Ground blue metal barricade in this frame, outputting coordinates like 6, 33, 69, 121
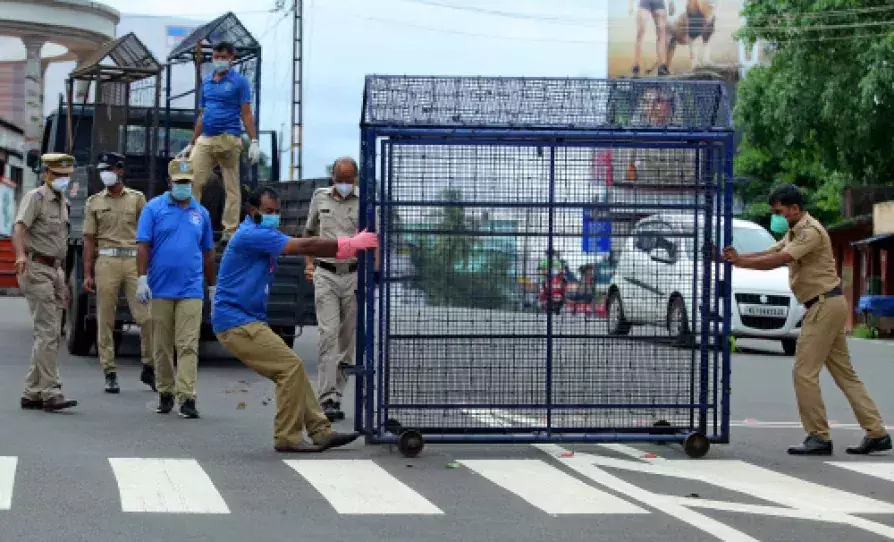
354, 76, 735, 458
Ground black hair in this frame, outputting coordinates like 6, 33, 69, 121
248, 186, 279, 208
212, 41, 236, 56
767, 183, 804, 209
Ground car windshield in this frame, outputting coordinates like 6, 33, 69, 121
732, 225, 776, 253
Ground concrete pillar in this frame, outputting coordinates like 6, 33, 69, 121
22, 36, 45, 191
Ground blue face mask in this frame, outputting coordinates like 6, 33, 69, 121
212, 60, 230, 73
171, 183, 192, 201
258, 213, 280, 229
770, 214, 789, 234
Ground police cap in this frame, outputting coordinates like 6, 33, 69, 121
168, 157, 194, 181
97, 152, 125, 170
41, 153, 75, 175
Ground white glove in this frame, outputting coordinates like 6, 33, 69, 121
248, 139, 260, 165
136, 275, 152, 304
177, 144, 194, 158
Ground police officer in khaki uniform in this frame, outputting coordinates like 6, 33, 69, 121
304, 157, 363, 421
83, 152, 155, 394
724, 184, 891, 456
11, 153, 78, 411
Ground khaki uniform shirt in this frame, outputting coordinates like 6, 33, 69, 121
83, 187, 146, 249
304, 187, 359, 264
768, 212, 840, 304
15, 184, 69, 260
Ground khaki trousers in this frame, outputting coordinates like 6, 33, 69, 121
151, 298, 202, 403
314, 268, 357, 403
95, 255, 152, 372
217, 322, 332, 448
189, 133, 242, 236
18, 262, 63, 401
794, 295, 887, 440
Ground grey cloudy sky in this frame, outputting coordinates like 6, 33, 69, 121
98, 0, 609, 177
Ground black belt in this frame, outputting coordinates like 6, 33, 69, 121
804, 286, 842, 309
29, 253, 61, 268
316, 261, 357, 274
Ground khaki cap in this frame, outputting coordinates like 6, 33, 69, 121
42, 153, 75, 174
168, 158, 194, 180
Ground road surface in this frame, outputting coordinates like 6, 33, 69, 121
0, 296, 892, 542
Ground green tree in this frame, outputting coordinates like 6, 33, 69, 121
410, 188, 514, 309
734, 0, 894, 225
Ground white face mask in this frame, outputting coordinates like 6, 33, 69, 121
335, 183, 354, 197
100, 171, 118, 187
51, 177, 70, 193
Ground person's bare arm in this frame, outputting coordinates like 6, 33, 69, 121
240, 103, 257, 141
83, 234, 96, 292
190, 110, 204, 145
137, 242, 150, 276
726, 250, 793, 271
283, 237, 339, 258
202, 249, 216, 286
12, 222, 27, 274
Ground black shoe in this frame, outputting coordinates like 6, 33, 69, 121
316, 431, 360, 451
332, 402, 345, 421
179, 399, 200, 419
657, 64, 670, 76
42, 395, 78, 412
104, 372, 120, 394
632, 65, 640, 76
322, 400, 342, 422
156, 393, 174, 414
140, 365, 156, 391
788, 435, 833, 456
846, 434, 893, 455
20, 397, 43, 410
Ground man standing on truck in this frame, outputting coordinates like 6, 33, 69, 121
180, 41, 260, 243
12, 153, 78, 412
83, 152, 155, 394
136, 158, 216, 419
304, 157, 363, 422
214, 186, 377, 452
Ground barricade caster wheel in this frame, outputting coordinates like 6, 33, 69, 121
398, 430, 425, 458
684, 432, 710, 458
385, 418, 403, 435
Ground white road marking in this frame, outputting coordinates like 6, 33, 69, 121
597, 443, 668, 461
534, 444, 759, 542
459, 459, 648, 515
285, 459, 443, 515
828, 462, 894, 483
108, 458, 230, 514
0, 457, 16, 510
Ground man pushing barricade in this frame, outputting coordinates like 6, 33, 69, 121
83, 152, 155, 394
212, 186, 377, 452
724, 184, 891, 456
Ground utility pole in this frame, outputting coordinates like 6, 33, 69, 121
290, 0, 303, 181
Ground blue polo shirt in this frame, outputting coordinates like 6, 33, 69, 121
212, 217, 290, 334
199, 69, 252, 137
136, 193, 214, 300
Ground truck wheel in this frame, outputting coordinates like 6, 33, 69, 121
66, 267, 96, 356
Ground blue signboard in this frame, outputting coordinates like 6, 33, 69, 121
582, 210, 611, 254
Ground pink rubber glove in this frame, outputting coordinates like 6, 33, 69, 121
336, 229, 379, 260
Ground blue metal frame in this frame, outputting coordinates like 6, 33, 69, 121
356, 75, 735, 450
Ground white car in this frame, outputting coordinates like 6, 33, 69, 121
606, 214, 804, 354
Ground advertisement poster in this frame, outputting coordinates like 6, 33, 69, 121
607, 0, 765, 82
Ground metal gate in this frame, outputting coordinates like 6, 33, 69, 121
355, 76, 735, 458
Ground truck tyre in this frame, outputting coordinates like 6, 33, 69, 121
66, 260, 96, 356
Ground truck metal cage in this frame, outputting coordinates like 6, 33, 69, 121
356, 75, 735, 458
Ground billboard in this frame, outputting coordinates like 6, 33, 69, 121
607, 0, 766, 82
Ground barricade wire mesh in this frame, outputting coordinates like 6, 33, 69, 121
361, 76, 734, 443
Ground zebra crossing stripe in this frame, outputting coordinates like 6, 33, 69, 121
458, 459, 648, 515
827, 462, 894, 483
108, 458, 230, 514
284, 459, 443, 515
0, 457, 16, 510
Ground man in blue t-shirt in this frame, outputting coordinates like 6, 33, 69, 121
136, 158, 216, 420
181, 41, 260, 242
213, 186, 378, 453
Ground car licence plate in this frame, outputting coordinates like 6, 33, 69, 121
740, 304, 788, 318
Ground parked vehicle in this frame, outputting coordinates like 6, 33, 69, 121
606, 213, 804, 354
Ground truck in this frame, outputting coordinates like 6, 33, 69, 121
30, 30, 320, 358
